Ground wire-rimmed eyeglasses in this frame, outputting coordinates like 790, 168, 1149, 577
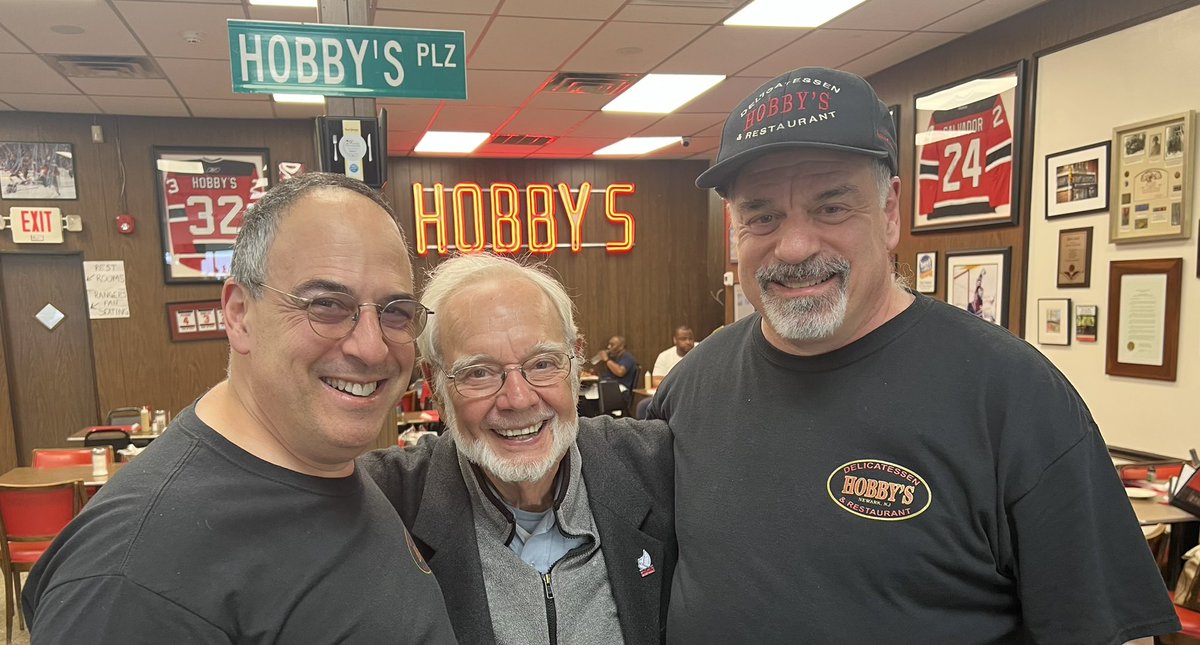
445, 351, 574, 398
254, 282, 432, 344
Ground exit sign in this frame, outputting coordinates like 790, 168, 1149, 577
9, 207, 63, 243
227, 20, 466, 100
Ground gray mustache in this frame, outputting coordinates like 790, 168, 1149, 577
757, 257, 850, 287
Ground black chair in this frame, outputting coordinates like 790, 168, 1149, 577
105, 407, 141, 426
83, 427, 132, 460
596, 381, 625, 417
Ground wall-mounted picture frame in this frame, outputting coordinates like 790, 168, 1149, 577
915, 251, 937, 293
154, 146, 270, 283
1037, 298, 1071, 346
0, 142, 77, 200
945, 248, 1011, 326
167, 300, 227, 342
1105, 258, 1181, 381
912, 61, 1025, 232
888, 104, 901, 141
1075, 304, 1098, 342
1056, 226, 1092, 288
1045, 141, 1109, 218
1109, 111, 1193, 244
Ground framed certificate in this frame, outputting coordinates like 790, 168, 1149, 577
1056, 227, 1092, 288
1105, 258, 1182, 381
1109, 112, 1193, 244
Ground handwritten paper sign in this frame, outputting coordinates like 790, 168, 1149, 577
83, 261, 130, 319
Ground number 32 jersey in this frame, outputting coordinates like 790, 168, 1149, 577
917, 95, 1012, 222
162, 159, 266, 279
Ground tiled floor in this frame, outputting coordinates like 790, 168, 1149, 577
2, 570, 33, 645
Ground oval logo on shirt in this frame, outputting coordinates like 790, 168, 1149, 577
826, 459, 932, 521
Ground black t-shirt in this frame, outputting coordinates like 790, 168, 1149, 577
650, 294, 1179, 644
23, 404, 456, 644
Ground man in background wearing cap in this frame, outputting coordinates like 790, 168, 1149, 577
648, 67, 1177, 643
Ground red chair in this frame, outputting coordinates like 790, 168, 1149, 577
31, 447, 114, 502
1161, 594, 1200, 644
0, 480, 84, 644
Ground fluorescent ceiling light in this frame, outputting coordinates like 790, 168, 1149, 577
594, 137, 682, 156
272, 93, 325, 104
915, 76, 1019, 111
725, 0, 866, 27
249, 0, 317, 7
414, 131, 491, 154
602, 74, 724, 114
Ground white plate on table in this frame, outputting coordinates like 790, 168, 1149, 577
1124, 487, 1158, 499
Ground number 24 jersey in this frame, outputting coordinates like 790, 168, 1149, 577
917, 95, 1012, 221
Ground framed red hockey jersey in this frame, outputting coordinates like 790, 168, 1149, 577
153, 147, 270, 283
912, 62, 1025, 232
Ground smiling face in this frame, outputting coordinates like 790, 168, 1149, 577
730, 148, 903, 355
438, 277, 578, 486
230, 188, 416, 470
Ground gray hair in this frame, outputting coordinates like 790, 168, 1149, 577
229, 172, 399, 298
417, 254, 578, 370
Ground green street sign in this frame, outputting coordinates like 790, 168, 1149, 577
227, 20, 466, 100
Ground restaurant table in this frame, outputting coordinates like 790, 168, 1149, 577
1128, 491, 1199, 587
66, 427, 161, 444
632, 387, 656, 412
0, 462, 126, 487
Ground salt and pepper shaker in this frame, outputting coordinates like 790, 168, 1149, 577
152, 409, 167, 433
91, 447, 108, 477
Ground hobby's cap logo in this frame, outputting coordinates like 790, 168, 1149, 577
827, 459, 932, 522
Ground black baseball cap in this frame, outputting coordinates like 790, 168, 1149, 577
696, 67, 898, 193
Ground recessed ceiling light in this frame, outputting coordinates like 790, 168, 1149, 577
272, 93, 325, 104
594, 137, 682, 156
601, 74, 724, 114
248, 0, 318, 7
725, 0, 867, 27
414, 131, 491, 154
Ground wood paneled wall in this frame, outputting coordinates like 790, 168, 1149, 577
388, 157, 725, 373
867, 0, 1199, 336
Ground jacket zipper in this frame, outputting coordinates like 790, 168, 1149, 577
542, 572, 558, 645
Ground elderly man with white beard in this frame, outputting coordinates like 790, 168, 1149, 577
359, 253, 675, 645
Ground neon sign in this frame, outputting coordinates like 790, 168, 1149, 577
411, 181, 636, 255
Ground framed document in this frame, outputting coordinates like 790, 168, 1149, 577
1036, 298, 1070, 346
912, 61, 1025, 232
1105, 258, 1182, 381
1045, 141, 1109, 218
945, 248, 1011, 326
1074, 304, 1098, 343
1109, 112, 1193, 244
1056, 227, 1092, 288
154, 147, 270, 283
915, 251, 937, 294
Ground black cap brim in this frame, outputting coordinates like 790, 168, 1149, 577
696, 141, 891, 191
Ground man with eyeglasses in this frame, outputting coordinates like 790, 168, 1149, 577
360, 253, 675, 644
24, 173, 457, 643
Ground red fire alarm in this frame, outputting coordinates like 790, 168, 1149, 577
115, 214, 135, 234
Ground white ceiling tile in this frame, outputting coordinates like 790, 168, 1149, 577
371, 10, 489, 44
375, 0, 500, 12
427, 104, 515, 132
247, 6, 318, 22
0, 101, 13, 111
91, 95, 189, 117
113, 2, 244, 60
0, 0, 145, 55
157, 57, 250, 99
826, 0, 979, 31
635, 112, 726, 137
676, 75, 768, 113
0, 93, 98, 113
655, 25, 803, 75
385, 130, 424, 153
925, 0, 1043, 33
567, 112, 660, 138
0, 53, 78, 93
841, 31, 961, 77
564, 22, 707, 73
500, 0, 625, 20
739, 29, 906, 77
681, 135, 721, 155
0, 26, 29, 54
501, 108, 590, 135
470, 17, 602, 71
532, 136, 615, 156
613, 5, 736, 24
271, 102, 326, 119
140, 0, 238, 3
464, 69, 552, 106
71, 77, 178, 98
186, 98, 275, 118
525, 88, 615, 111
696, 119, 726, 137
377, 102, 440, 131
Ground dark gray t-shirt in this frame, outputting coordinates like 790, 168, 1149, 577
650, 294, 1178, 644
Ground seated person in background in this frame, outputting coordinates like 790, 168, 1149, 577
360, 253, 675, 644
598, 335, 638, 408
651, 326, 695, 388
23, 173, 455, 642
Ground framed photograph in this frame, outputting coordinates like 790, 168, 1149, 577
154, 147, 270, 283
945, 248, 1011, 326
1045, 141, 1109, 218
912, 61, 1025, 232
1075, 304, 1098, 342
0, 142, 77, 199
167, 300, 227, 342
1037, 298, 1071, 346
915, 251, 937, 293
1056, 226, 1092, 288
1109, 111, 1193, 244
1105, 258, 1182, 381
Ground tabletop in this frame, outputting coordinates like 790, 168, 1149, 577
67, 427, 161, 443
0, 463, 126, 487
1129, 495, 1198, 525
